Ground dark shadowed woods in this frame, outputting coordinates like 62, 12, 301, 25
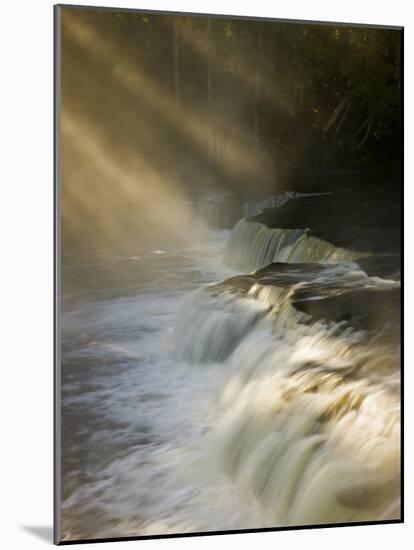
60, 9, 401, 250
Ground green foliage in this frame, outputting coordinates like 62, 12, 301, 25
274, 24, 401, 169
63, 8, 401, 193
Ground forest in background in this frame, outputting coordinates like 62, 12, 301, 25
60, 8, 402, 248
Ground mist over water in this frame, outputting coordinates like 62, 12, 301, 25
58, 7, 401, 542
61, 231, 258, 539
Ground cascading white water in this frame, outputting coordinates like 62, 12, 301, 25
61, 222, 400, 539
224, 218, 365, 271
172, 266, 400, 526
214, 324, 400, 526
173, 289, 270, 363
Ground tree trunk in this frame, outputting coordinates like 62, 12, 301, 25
173, 18, 181, 107
324, 96, 351, 135
254, 23, 264, 150
356, 114, 373, 150
207, 18, 216, 181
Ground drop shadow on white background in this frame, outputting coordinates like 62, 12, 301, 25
21, 526, 53, 544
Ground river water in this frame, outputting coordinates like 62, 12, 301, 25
61, 231, 266, 539
60, 226, 400, 541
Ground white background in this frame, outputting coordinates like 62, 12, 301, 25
0, 0, 411, 548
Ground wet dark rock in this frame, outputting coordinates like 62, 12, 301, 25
353, 254, 400, 281
249, 187, 401, 255
209, 260, 400, 339
294, 286, 400, 337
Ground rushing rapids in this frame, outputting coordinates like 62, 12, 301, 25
173, 257, 401, 526
61, 203, 400, 539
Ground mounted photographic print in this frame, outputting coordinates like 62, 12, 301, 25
54, 4, 403, 544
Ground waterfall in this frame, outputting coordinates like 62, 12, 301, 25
213, 320, 400, 526
173, 288, 270, 363
172, 257, 400, 527
224, 218, 365, 271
